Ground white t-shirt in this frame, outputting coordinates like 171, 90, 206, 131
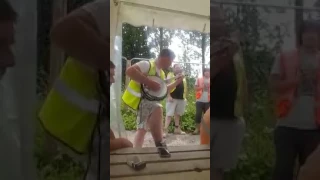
195, 77, 210, 103
135, 61, 161, 76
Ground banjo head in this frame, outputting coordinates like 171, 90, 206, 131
142, 76, 167, 101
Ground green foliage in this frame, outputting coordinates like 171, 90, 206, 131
221, 2, 284, 179
226, 93, 275, 180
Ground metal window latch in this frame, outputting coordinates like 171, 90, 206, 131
127, 156, 146, 171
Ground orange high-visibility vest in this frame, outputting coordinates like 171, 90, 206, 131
274, 49, 320, 127
195, 77, 210, 101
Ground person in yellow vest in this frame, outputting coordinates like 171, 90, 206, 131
122, 49, 184, 152
193, 68, 210, 134
210, 6, 248, 180
38, 1, 110, 180
163, 64, 188, 137
270, 20, 320, 180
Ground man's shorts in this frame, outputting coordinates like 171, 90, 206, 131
166, 99, 186, 116
211, 117, 246, 170
136, 99, 162, 130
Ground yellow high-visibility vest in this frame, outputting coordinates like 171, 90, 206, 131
122, 60, 165, 110
39, 57, 100, 154
166, 71, 187, 99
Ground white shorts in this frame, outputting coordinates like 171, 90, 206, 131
166, 99, 186, 116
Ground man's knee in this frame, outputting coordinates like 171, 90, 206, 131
153, 106, 163, 115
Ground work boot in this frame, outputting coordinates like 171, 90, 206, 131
155, 140, 171, 158
174, 126, 186, 135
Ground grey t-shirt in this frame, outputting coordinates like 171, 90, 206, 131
271, 50, 319, 129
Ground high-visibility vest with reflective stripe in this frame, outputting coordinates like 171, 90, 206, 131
167, 72, 187, 99
39, 57, 99, 154
274, 49, 320, 127
195, 77, 210, 101
122, 60, 165, 110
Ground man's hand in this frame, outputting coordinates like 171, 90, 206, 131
145, 78, 161, 91
120, 138, 133, 148
110, 138, 133, 152
176, 74, 184, 84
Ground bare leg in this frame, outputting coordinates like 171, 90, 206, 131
212, 168, 224, 180
133, 129, 147, 147
164, 116, 172, 129
174, 115, 185, 134
163, 116, 171, 137
148, 107, 164, 144
174, 114, 180, 126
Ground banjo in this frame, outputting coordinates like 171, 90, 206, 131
141, 74, 184, 101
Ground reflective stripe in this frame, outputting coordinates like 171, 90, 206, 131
201, 118, 210, 136
53, 78, 99, 114
126, 86, 141, 97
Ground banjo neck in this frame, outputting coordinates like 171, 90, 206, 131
165, 73, 185, 83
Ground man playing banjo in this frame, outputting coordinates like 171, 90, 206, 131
122, 49, 184, 156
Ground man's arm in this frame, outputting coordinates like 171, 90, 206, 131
126, 62, 150, 84
110, 139, 124, 152
167, 78, 183, 93
50, 7, 109, 70
110, 138, 133, 152
298, 145, 320, 180
195, 79, 202, 91
110, 129, 115, 139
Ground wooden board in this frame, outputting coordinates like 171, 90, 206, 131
110, 145, 210, 155
111, 170, 210, 180
110, 145, 210, 180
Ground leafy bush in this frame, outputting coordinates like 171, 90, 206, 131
226, 92, 275, 180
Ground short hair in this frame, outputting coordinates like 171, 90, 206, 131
159, 48, 176, 60
110, 61, 115, 68
173, 64, 180, 68
0, 0, 17, 22
203, 68, 210, 74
